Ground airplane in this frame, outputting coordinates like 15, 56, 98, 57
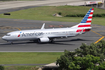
2, 8, 94, 44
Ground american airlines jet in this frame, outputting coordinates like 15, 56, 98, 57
2, 8, 94, 43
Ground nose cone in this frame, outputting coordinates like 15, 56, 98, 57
2, 36, 7, 41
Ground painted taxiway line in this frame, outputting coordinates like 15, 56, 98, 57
91, 30, 103, 37
91, 30, 105, 44
93, 30, 105, 32
3, 31, 12, 33
94, 36, 105, 44
16, 27, 21, 31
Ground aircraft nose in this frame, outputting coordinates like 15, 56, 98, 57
2, 36, 6, 40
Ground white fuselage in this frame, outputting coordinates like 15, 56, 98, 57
2, 27, 80, 42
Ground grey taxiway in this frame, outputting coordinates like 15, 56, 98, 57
0, 0, 105, 52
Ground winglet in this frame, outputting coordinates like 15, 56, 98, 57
41, 23, 45, 29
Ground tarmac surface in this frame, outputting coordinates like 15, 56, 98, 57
0, 18, 105, 52
0, 0, 104, 52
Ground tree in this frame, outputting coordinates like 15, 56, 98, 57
75, 40, 105, 62
75, 43, 100, 56
56, 50, 79, 70
56, 50, 100, 70
0, 65, 4, 70
99, 62, 105, 70
56, 40, 105, 70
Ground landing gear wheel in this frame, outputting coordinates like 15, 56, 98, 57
50, 39, 55, 43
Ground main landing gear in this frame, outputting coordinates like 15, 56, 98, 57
7, 41, 13, 45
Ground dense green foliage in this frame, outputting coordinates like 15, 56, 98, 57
56, 40, 105, 70
65, 14, 105, 17
0, 65, 4, 70
75, 40, 105, 62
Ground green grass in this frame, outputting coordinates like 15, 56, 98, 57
0, 52, 63, 64
0, 52, 63, 70
0, 6, 105, 25
92, 17, 105, 26
4, 66, 37, 70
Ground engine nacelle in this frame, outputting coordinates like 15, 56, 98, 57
38, 38, 50, 43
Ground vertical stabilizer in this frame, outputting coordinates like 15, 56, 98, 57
71, 8, 94, 28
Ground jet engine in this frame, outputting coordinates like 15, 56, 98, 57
38, 37, 50, 43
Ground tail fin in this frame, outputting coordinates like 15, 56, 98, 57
71, 8, 94, 28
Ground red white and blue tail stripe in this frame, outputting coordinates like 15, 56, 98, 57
78, 8, 94, 27
71, 8, 94, 29
71, 8, 94, 33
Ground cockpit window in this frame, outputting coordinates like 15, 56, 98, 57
6, 34, 11, 36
